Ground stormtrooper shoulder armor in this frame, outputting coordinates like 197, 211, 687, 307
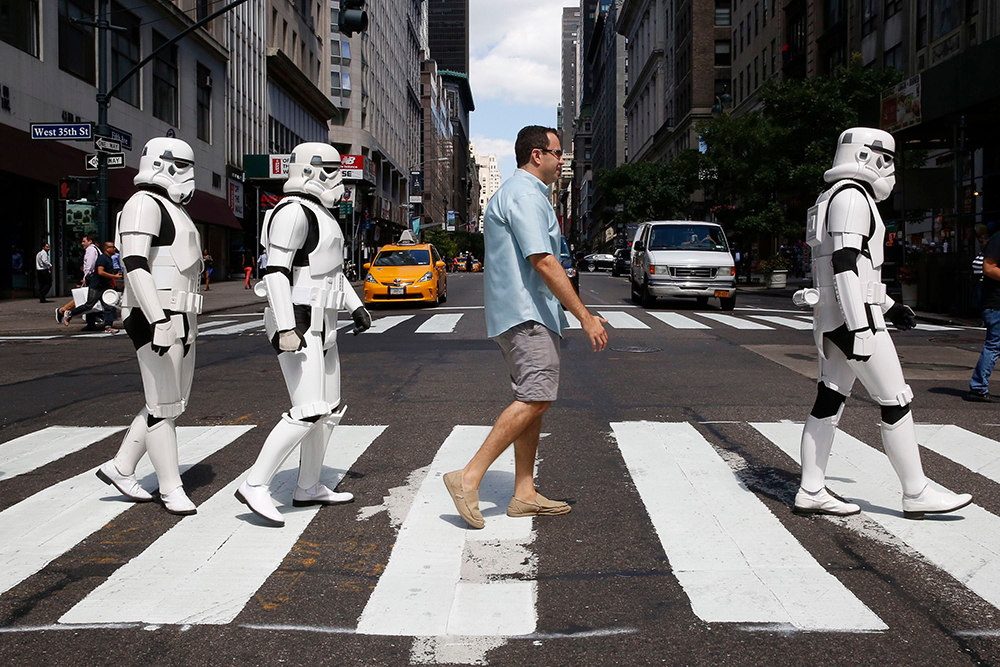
119, 192, 168, 237
266, 200, 312, 253
826, 185, 873, 239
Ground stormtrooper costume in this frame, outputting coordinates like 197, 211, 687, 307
794, 127, 972, 519
235, 143, 372, 526
95, 138, 203, 515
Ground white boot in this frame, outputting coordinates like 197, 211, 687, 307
794, 487, 860, 516
96, 460, 153, 502
235, 480, 285, 525
799, 412, 841, 495
144, 418, 184, 498
246, 413, 313, 487
902, 485, 973, 519
160, 486, 197, 515
292, 482, 354, 507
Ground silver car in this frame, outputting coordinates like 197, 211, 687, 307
630, 221, 737, 310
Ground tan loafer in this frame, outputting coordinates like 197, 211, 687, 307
443, 470, 485, 529
507, 492, 571, 517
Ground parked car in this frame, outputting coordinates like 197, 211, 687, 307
612, 248, 630, 277
560, 236, 579, 294
581, 253, 615, 272
629, 221, 736, 310
364, 232, 448, 306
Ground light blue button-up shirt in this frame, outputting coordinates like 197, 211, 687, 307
484, 168, 569, 338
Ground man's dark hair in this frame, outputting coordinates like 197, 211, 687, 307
83, 234, 97, 243
515, 125, 560, 167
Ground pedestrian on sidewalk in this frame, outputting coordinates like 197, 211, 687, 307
243, 251, 254, 289
202, 248, 213, 291
443, 125, 609, 530
257, 250, 267, 274
93, 241, 122, 332
35, 242, 52, 303
968, 223, 1000, 402
59, 235, 100, 326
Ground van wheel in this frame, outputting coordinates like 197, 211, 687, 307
720, 296, 737, 311
696, 296, 709, 308
641, 281, 656, 308
630, 279, 642, 304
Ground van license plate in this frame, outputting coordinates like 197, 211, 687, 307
714, 290, 730, 297
389, 287, 405, 296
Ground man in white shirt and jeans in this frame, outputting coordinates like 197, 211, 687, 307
35, 242, 52, 303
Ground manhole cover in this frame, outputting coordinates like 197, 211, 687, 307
611, 345, 662, 353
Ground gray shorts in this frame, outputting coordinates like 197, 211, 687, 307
493, 321, 560, 402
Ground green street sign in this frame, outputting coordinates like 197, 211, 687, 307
340, 202, 354, 216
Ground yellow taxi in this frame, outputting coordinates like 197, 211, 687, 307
363, 233, 448, 305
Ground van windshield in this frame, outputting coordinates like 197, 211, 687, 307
374, 249, 431, 266
648, 225, 729, 252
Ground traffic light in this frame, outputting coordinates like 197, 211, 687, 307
338, 0, 368, 37
58, 176, 98, 201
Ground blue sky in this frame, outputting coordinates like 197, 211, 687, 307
468, 0, 578, 181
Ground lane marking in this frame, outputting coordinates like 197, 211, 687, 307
0, 426, 253, 598
0, 336, 61, 341
752, 422, 1000, 614
597, 311, 650, 330
748, 315, 813, 330
416, 313, 464, 334
647, 312, 711, 329
0, 426, 125, 482
611, 421, 885, 631
197, 320, 238, 331
199, 320, 264, 336
358, 426, 536, 638
698, 313, 774, 330
564, 312, 582, 329
363, 315, 415, 334
914, 425, 1000, 487
59, 425, 385, 625
914, 323, 960, 331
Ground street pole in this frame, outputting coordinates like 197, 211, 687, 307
255, 184, 261, 280
95, 0, 110, 243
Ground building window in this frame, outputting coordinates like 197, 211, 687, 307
732, 28, 738, 54
883, 44, 902, 69
861, 0, 877, 36
111, 3, 140, 107
917, 0, 928, 48
715, 40, 731, 66
1, 0, 40, 57
152, 30, 178, 126
763, 0, 768, 26
824, 0, 844, 29
967, 0, 978, 16
330, 38, 340, 62
754, 56, 759, 88
738, 71, 743, 101
754, 2, 759, 36
342, 71, 351, 97
59, 0, 96, 83
715, 0, 731, 26
341, 39, 351, 61
196, 63, 211, 142
884, 0, 901, 18
330, 70, 341, 94
739, 20, 744, 50
196, 0, 207, 21
762, 46, 768, 77
330, 7, 338, 28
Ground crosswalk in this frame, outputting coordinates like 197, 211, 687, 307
6, 419, 1000, 660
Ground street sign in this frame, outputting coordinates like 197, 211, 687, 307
94, 136, 122, 153
108, 125, 132, 151
340, 202, 354, 217
85, 153, 125, 170
31, 122, 92, 141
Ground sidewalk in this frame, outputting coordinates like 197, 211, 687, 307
738, 277, 982, 329
0, 279, 262, 336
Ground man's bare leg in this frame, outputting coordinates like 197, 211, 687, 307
461, 400, 550, 491
512, 412, 542, 501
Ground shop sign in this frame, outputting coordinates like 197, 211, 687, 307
380, 198, 391, 220
269, 154, 290, 178
446, 210, 456, 232
260, 191, 284, 209
880, 75, 921, 133
228, 178, 244, 218
342, 155, 365, 181
342, 184, 356, 205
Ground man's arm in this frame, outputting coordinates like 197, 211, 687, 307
97, 263, 121, 279
984, 256, 1000, 281
529, 253, 608, 351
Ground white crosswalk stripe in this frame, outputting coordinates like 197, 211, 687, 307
415, 313, 464, 334
0, 426, 253, 598
748, 315, 814, 330
60, 425, 385, 626
564, 311, 582, 329
597, 311, 650, 329
363, 315, 414, 334
647, 312, 711, 329
197, 319, 238, 331
914, 424, 1000, 486
0, 426, 124, 481
752, 421, 1000, 615
611, 421, 885, 631
698, 313, 774, 330
199, 320, 264, 336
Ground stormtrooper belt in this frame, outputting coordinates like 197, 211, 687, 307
156, 289, 203, 314
290, 284, 345, 311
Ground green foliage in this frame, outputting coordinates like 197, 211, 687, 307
595, 154, 698, 226
423, 228, 458, 260
693, 54, 902, 238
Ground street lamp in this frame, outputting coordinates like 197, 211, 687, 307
711, 85, 733, 114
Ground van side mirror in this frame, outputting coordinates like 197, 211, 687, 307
633, 240, 645, 252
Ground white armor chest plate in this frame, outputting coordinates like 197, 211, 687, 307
141, 191, 202, 285
294, 198, 344, 279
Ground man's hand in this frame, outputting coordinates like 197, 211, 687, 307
151, 320, 180, 356
581, 313, 609, 351
886, 302, 917, 331
351, 306, 372, 335
278, 329, 305, 352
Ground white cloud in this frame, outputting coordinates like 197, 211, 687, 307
471, 136, 515, 160
469, 0, 571, 107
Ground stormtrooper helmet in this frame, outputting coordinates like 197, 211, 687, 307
824, 127, 896, 202
134, 137, 196, 205
284, 142, 344, 208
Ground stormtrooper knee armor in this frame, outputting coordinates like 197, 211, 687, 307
95, 138, 202, 516
795, 127, 972, 519
236, 142, 372, 526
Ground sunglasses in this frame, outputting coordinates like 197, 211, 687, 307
538, 148, 563, 158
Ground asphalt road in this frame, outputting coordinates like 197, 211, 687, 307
1, 272, 999, 666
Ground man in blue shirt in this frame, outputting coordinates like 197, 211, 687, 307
443, 125, 608, 529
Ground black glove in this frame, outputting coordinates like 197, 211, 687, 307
886, 302, 916, 331
351, 306, 372, 335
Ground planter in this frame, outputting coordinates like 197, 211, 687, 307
766, 270, 788, 289
901, 283, 918, 307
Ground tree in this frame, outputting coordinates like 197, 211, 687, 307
423, 228, 458, 260
695, 54, 902, 238
595, 155, 698, 226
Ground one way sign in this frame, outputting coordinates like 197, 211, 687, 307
94, 136, 122, 152
85, 153, 125, 170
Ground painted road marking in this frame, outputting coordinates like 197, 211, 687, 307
752, 421, 1000, 614
0, 426, 124, 482
698, 313, 774, 330
597, 311, 650, 329
59, 425, 385, 625
199, 320, 264, 336
197, 320, 238, 330
363, 315, 415, 334
0, 426, 253, 598
915, 425, 1000, 486
611, 421, 885, 631
647, 312, 711, 329
748, 315, 814, 330
416, 313, 464, 334
357, 426, 536, 638
564, 312, 582, 329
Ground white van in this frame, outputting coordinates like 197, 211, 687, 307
630, 220, 737, 310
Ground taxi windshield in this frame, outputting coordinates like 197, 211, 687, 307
648, 225, 728, 252
374, 249, 431, 266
